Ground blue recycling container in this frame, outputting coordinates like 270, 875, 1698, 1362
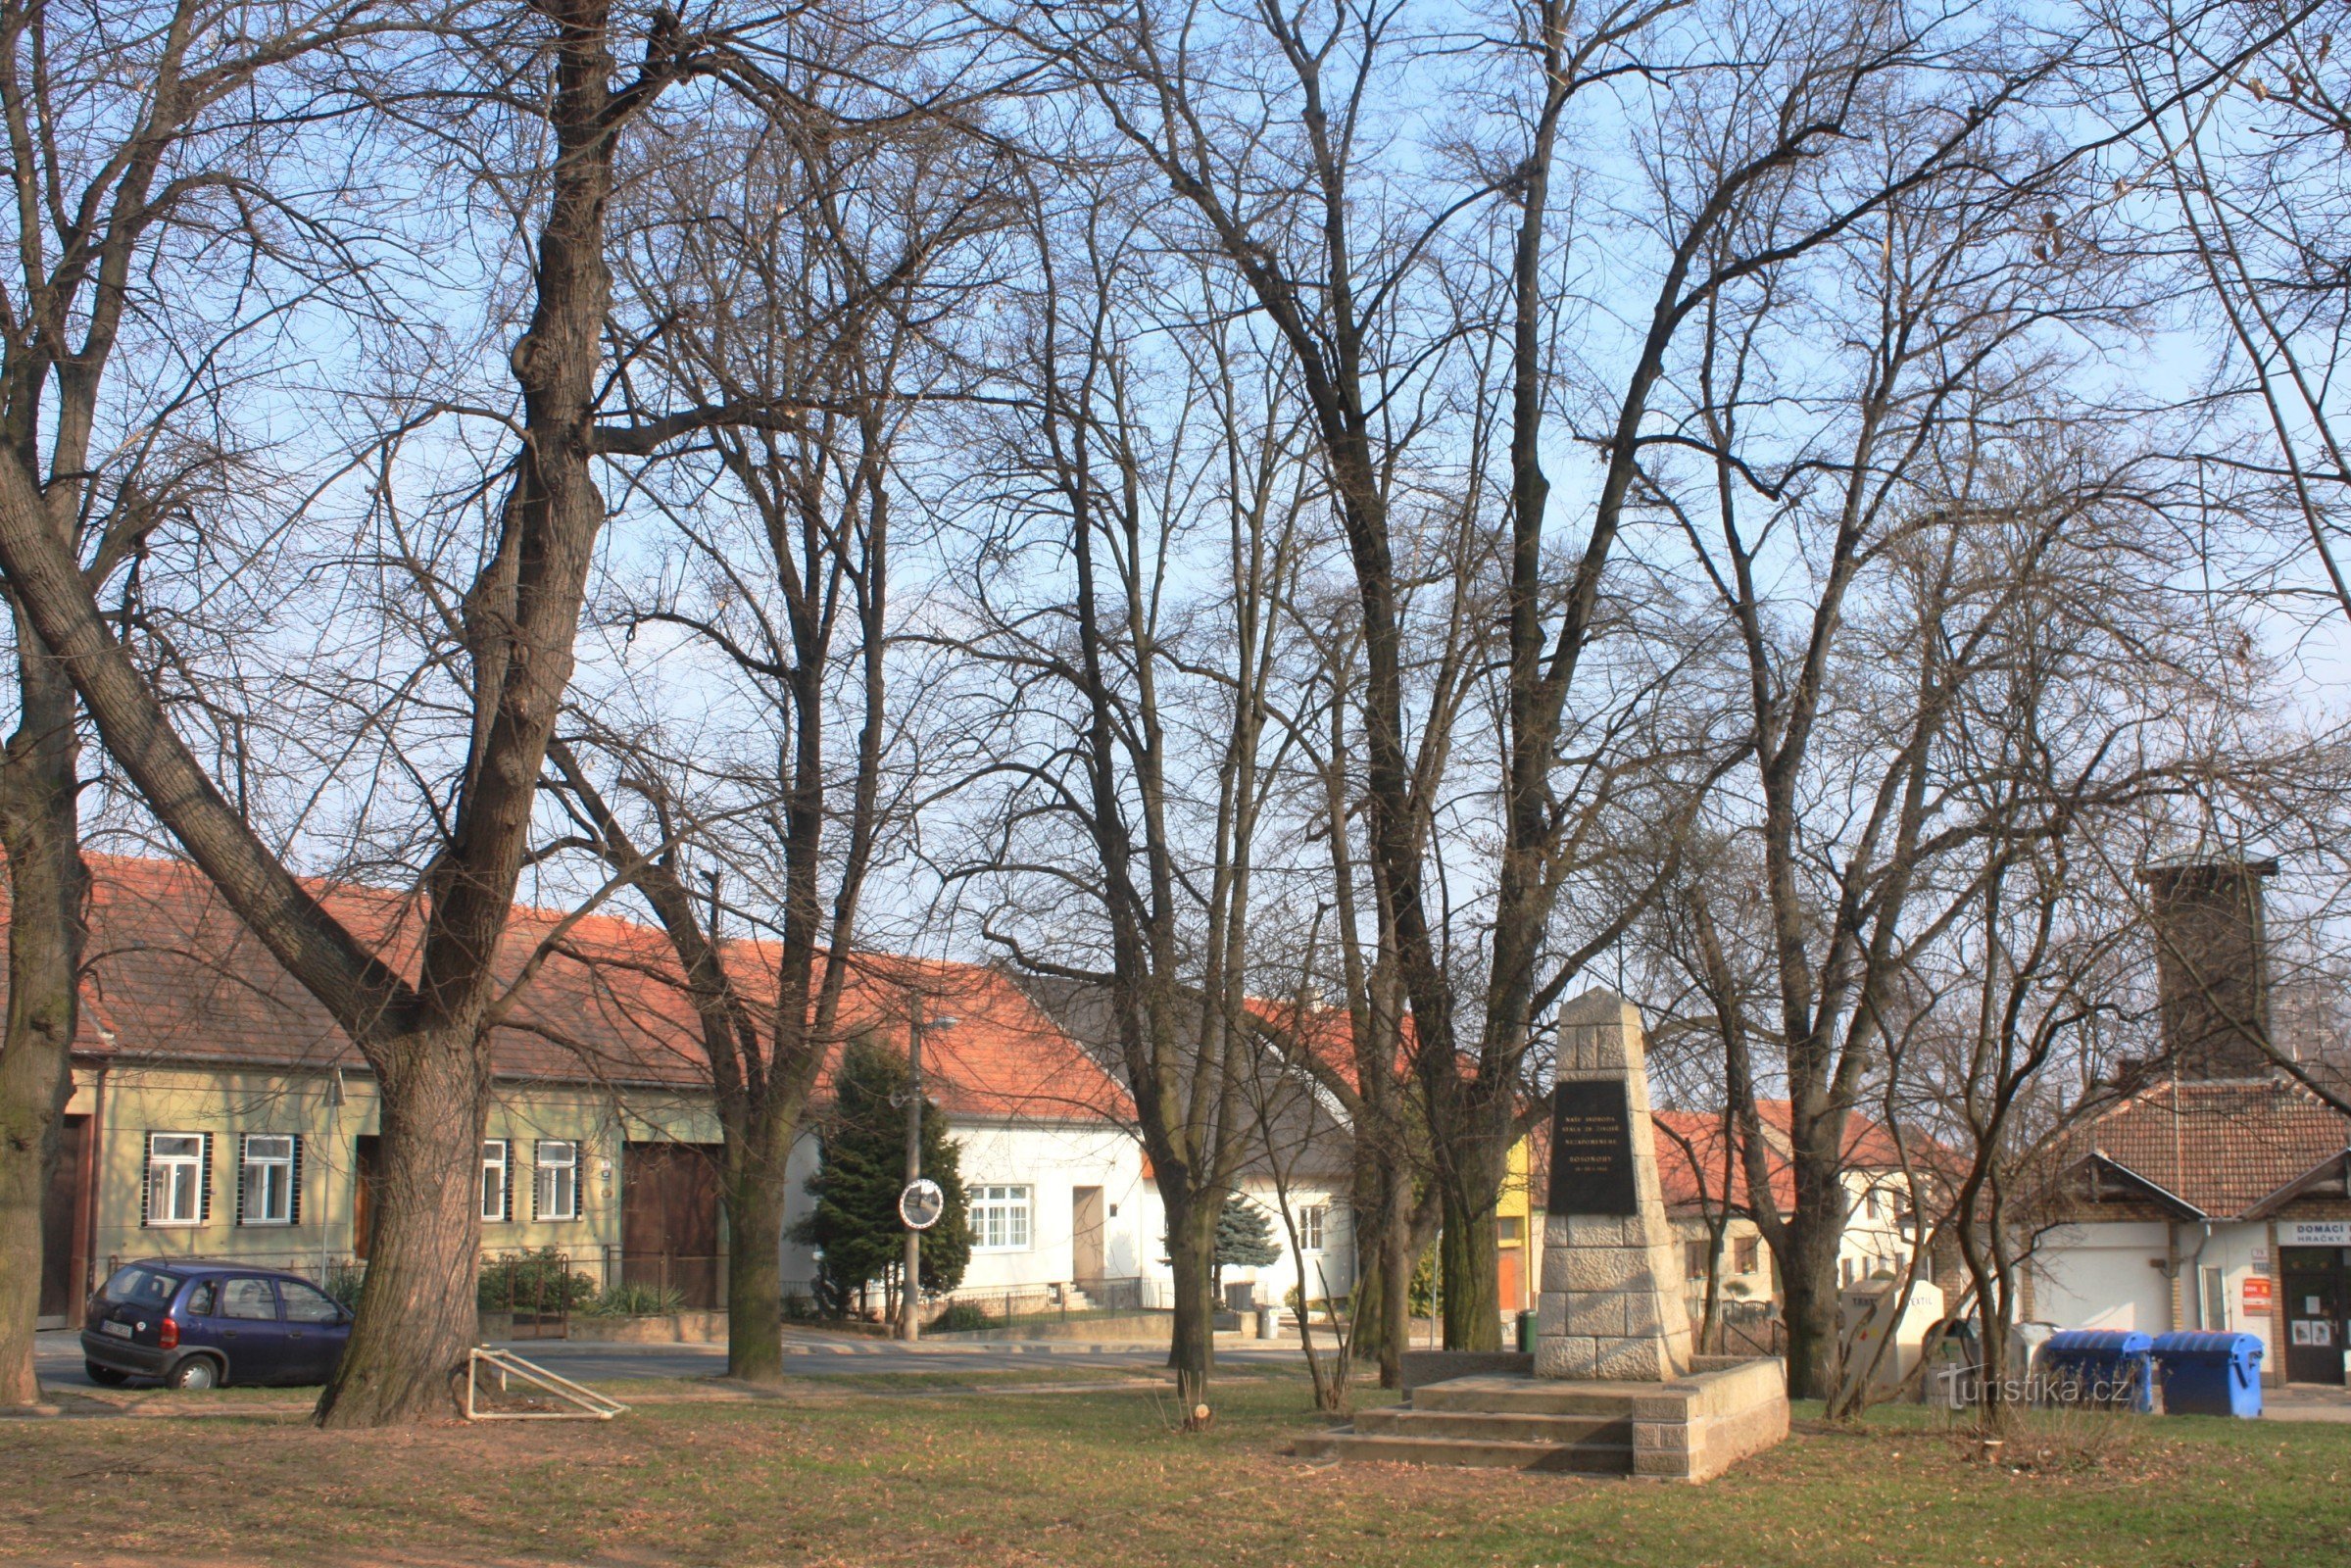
2040, 1329, 2156, 1413
2151, 1331, 2265, 1418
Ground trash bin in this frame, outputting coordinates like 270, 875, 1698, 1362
1515, 1309, 1536, 1353
2151, 1331, 2264, 1418
1255, 1305, 1280, 1341
2040, 1330, 2156, 1413
2008, 1321, 2057, 1379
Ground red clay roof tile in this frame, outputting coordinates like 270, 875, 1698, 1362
29, 855, 1127, 1124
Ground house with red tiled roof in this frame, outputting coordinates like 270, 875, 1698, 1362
1011, 976, 1359, 1313
2024, 858, 2351, 1389
28, 856, 1153, 1328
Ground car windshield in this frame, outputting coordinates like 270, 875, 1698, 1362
101, 1266, 180, 1306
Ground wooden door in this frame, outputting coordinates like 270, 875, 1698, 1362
1072, 1187, 1104, 1285
621, 1143, 723, 1307
37, 1114, 87, 1320
1497, 1246, 1523, 1315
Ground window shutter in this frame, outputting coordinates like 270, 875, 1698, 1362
235, 1134, 249, 1226
141, 1133, 155, 1228
199, 1133, 214, 1225
530, 1143, 542, 1222
290, 1134, 304, 1227
502, 1146, 514, 1222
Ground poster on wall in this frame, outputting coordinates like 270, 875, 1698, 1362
2244, 1276, 2274, 1313
2293, 1320, 2316, 1346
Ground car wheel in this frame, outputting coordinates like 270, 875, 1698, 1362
84, 1361, 129, 1388
166, 1356, 220, 1391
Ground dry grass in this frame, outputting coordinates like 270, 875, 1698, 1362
0, 1376, 2342, 1567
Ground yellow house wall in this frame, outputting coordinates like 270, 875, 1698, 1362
1496, 1135, 1534, 1311
68, 1060, 719, 1290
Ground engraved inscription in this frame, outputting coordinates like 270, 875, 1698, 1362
1546, 1079, 1638, 1215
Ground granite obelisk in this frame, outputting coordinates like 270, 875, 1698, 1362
1537, 989, 1694, 1382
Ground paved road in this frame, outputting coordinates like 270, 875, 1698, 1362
34, 1328, 1308, 1390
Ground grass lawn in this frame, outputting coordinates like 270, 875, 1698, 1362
2, 1369, 2342, 1567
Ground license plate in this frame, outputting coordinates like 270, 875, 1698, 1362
100, 1320, 132, 1340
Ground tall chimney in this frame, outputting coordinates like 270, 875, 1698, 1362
2138, 855, 2279, 1080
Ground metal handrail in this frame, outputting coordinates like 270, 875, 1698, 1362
464, 1346, 627, 1421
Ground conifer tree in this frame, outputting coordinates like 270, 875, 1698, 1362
1212, 1193, 1282, 1298
791, 1037, 970, 1316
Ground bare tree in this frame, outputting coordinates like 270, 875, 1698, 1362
1011, 0, 2047, 1350
945, 174, 1314, 1421
0, 0, 411, 1409
2093, 1, 2351, 621
0, 0, 789, 1426
541, 68, 1012, 1382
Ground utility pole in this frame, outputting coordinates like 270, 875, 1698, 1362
902, 996, 925, 1342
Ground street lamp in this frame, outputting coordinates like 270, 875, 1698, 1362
900, 1000, 955, 1342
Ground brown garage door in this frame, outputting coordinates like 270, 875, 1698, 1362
620, 1142, 724, 1308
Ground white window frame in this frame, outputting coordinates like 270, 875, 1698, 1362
1298, 1204, 1328, 1253
971, 1184, 1033, 1251
481, 1140, 511, 1223
534, 1140, 580, 1222
2199, 1265, 2228, 1331
146, 1133, 205, 1227
239, 1134, 295, 1226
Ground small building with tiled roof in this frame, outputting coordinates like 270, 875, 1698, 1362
2023, 857, 2351, 1388
29, 855, 1166, 1327
2026, 1075, 2351, 1387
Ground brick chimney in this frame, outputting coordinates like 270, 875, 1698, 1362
2138, 855, 2279, 1080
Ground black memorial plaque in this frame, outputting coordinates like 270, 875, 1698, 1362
1546, 1079, 1639, 1216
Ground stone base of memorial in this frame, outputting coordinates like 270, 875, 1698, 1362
1292, 990, 1787, 1482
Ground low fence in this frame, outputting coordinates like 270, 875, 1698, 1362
935, 1277, 1148, 1325
780, 1275, 1152, 1329
100, 1250, 1145, 1338
606, 1250, 725, 1311
1707, 1314, 1788, 1357
102, 1248, 725, 1337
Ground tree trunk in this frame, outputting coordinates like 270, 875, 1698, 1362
1777, 1206, 1841, 1401
314, 1039, 490, 1428
1439, 1181, 1502, 1350
0, 637, 84, 1406
1347, 1153, 1395, 1375
1165, 1193, 1217, 1425
1697, 1223, 1726, 1356
1380, 1192, 1412, 1384
721, 1110, 792, 1383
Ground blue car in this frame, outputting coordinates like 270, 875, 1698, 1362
80, 1260, 353, 1390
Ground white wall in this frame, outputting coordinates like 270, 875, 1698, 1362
1839, 1173, 1924, 1286
778, 1116, 1151, 1299
2031, 1222, 2175, 1333
1189, 1179, 1355, 1310
779, 1111, 1360, 1315
948, 1119, 1151, 1292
